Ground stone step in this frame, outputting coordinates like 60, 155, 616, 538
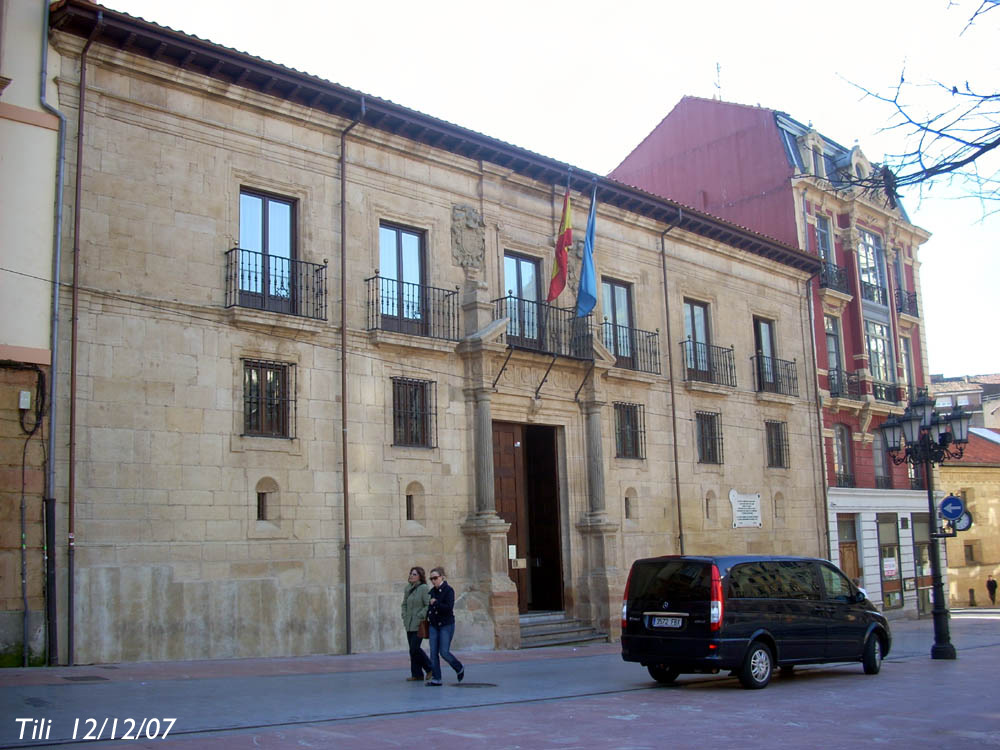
518, 611, 608, 649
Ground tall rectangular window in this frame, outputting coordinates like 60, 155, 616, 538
379, 223, 425, 334
865, 320, 892, 382
765, 421, 789, 468
239, 190, 296, 314
696, 411, 723, 464
858, 229, 887, 304
833, 424, 854, 487
243, 359, 295, 438
614, 402, 645, 459
815, 215, 831, 261
683, 299, 711, 379
602, 278, 634, 366
503, 252, 541, 345
391, 377, 436, 448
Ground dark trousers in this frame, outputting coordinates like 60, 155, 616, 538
428, 622, 463, 681
407, 630, 431, 678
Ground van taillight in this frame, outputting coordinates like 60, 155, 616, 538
622, 567, 634, 630
710, 564, 723, 632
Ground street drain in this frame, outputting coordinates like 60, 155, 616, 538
62, 675, 109, 682
454, 682, 496, 688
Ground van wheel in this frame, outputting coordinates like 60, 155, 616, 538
647, 665, 680, 684
738, 642, 773, 689
862, 634, 882, 675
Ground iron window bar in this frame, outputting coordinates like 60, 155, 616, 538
614, 402, 646, 459
391, 377, 437, 448
695, 411, 724, 464
243, 359, 295, 438
765, 421, 789, 468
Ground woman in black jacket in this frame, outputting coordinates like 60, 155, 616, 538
425, 567, 465, 686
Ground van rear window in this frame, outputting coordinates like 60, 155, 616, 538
629, 561, 710, 602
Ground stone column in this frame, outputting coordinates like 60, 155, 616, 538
454, 202, 519, 647
575, 394, 621, 640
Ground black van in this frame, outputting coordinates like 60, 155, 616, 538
621, 555, 891, 689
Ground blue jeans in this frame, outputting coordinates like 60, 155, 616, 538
428, 622, 463, 681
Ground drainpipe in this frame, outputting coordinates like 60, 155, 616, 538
804, 276, 830, 557
339, 97, 364, 654
800, 194, 831, 557
68, 11, 104, 666
660, 209, 685, 554
39, 0, 67, 666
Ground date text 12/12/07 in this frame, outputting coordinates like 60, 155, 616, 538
73, 717, 177, 741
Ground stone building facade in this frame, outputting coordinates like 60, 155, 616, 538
941, 429, 1000, 607
612, 96, 937, 618
42, 2, 822, 664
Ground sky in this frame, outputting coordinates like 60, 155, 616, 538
105, 0, 999, 378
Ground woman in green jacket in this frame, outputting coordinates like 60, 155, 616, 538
401, 566, 432, 681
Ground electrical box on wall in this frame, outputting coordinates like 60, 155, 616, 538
18, 391, 31, 410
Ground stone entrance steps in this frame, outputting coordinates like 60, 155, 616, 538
519, 611, 609, 649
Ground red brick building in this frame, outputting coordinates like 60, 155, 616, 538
612, 96, 935, 617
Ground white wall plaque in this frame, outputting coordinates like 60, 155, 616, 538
729, 489, 762, 528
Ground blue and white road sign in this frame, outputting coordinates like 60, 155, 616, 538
939, 494, 966, 521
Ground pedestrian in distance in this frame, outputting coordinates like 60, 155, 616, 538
425, 566, 465, 686
402, 566, 432, 682
987, 574, 997, 606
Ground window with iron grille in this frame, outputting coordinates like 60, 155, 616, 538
391, 377, 437, 448
243, 359, 295, 438
765, 421, 789, 468
696, 411, 723, 464
614, 402, 645, 459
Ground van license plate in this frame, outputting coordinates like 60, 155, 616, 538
651, 616, 682, 628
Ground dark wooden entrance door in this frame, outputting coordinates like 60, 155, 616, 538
492, 422, 562, 613
494, 422, 529, 610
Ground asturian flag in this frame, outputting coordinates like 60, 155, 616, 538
575, 185, 597, 317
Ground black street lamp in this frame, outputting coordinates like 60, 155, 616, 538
878, 392, 971, 660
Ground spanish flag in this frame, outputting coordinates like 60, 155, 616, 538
546, 188, 572, 302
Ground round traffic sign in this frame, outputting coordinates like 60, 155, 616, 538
939, 494, 966, 522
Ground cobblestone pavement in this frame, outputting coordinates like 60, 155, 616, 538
3, 609, 999, 749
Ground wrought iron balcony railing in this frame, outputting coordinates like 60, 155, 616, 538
366, 276, 459, 341
601, 322, 660, 375
752, 354, 799, 397
861, 281, 888, 306
818, 262, 850, 294
828, 368, 863, 400
875, 475, 893, 490
225, 248, 327, 320
493, 295, 594, 359
835, 471, 856, 488
895, 289, 919, 317
872, 380, 901, 404
910, 474, 927, 491
680, 340, 737, 387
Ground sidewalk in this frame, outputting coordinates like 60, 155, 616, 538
3, 610, 999, 748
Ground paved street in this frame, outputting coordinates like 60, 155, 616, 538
2, 609, 999, 749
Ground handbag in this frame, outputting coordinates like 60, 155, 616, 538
417, 619, 429, 638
